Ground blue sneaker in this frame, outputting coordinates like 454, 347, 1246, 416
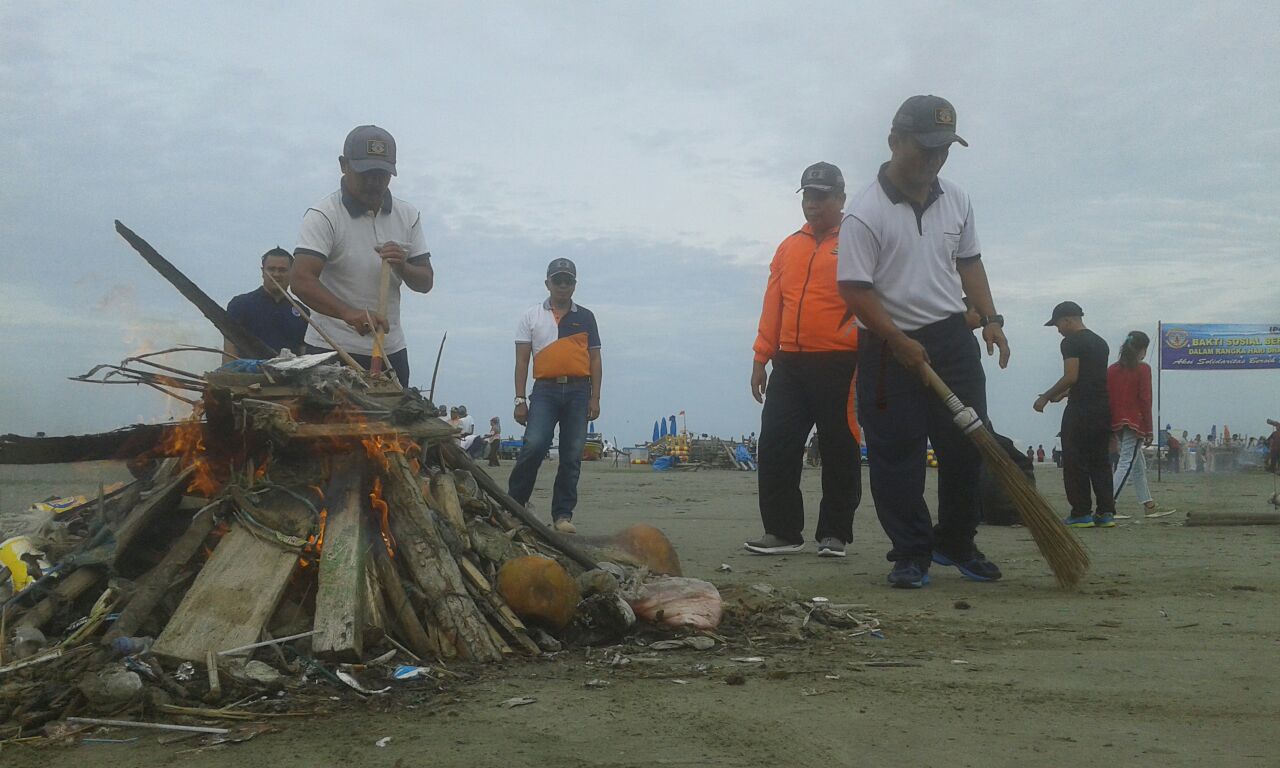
1093, 514, 1116, 528
887, 560, 930, 589
932, 550, 1003, 582
1064, 515, 1095, 528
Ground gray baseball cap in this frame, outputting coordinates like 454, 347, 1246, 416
797, 162, 845, 192
892, 95, 968, 149
1044, 300, 1084, 326
343, 125, 397, 175
547, 258, 577, 278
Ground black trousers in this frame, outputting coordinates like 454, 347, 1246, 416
757, 351, 861, 544
1061, 409, 1115, 517
857, 314, 987, 564
306, 345, 410, 389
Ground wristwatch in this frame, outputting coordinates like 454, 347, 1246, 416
979, 314, 1004, 328
514, 396, 527, 406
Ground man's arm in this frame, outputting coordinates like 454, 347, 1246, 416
1034, 357, 1079, 412
838, 282, 930, 376
513, 342, 532, 426
588, 348, 602, 421
290, 253, 387, 335
375, 242, 433, 293
751, 244, 786, 403
956, 257, 1010, 368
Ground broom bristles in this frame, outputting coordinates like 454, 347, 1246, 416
969, 426, 1090, 588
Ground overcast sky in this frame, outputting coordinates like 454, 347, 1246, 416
2, 1, 1277, 450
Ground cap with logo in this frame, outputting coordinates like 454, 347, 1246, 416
892, 95, 968, 149
1044, 300, 1084, 326
546, 258, 577, 279
798, 162, 845, 193
343, 125, 397, 175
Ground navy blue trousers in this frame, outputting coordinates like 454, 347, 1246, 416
856, 314, 988, 565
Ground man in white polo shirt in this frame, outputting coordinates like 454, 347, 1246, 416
291, 125, 433, 386
508, 258, 602, 534
838, 95, 1010, 589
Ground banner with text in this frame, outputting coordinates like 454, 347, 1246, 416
1160, 323, 1280, 371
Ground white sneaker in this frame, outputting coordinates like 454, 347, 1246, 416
552, 518, 577, 534
817, 537, 847, 558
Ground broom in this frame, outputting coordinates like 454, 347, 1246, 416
920, 363, 1089, 588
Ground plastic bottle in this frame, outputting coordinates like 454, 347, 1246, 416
110, 635, 154, 656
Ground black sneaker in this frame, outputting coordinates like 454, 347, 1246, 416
932, 550, 1003, 582
743, 533, 804, 554
887, 560, 930, 589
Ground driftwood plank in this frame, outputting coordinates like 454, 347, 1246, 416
383, 451, 503, 662
111, 462, 192, 566
153, 491, 311, 662
371, 544, 439, 659
312, 461, 367, 660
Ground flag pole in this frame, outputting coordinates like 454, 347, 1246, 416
1157, 320, 1163, 482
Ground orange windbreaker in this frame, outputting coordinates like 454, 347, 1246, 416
753, 222, 859, 364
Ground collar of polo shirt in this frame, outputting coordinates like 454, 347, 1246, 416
542, 297, 578, 312
877, 162, 943, 210
340, 185, 393, 217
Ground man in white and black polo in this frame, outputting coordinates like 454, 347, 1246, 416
291, 125, 433, 386
509, 258, 602, 535
838, 95, 1011, 589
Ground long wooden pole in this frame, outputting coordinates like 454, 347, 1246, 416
1157, 321, 1163, 482
263, 274, 366, 374
428, 332, 447, 402
371, 260, 391, 376
114, 221, 275, 359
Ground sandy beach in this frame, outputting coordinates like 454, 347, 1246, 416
2, 459, 1277, 767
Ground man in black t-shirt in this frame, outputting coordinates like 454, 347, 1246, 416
1034, 301, 1115, 527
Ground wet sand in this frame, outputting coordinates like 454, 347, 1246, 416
3, 459, 1278, 767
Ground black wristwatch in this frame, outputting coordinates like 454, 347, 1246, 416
979, 314, 1004, 328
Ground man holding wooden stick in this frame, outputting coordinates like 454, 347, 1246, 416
837, 95, 1010, 589
291, 125, 434, 386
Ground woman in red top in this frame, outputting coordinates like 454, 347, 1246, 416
1107, 331, 1172, 515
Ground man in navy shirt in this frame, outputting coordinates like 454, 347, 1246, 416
224, 247, 309, 361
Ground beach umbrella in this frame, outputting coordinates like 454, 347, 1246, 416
668, 415, 677, 436
660, 419, 668, 438
652, 421, 660, 443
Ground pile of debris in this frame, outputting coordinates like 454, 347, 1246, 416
1, 350, 723, 742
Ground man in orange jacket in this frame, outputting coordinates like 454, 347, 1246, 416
744, 162, 862, 557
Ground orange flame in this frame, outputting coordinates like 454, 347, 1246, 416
159, 414, 221, 496
370, 476, 395, 557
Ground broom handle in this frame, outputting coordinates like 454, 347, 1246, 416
920, 363, 984, 435
264, 274, 366, 373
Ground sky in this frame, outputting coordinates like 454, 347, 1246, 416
1, 1, 1278, 450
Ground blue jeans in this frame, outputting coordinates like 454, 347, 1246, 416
507, 379, 591, 521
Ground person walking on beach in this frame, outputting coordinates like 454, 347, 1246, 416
508, 258, 602, 534
838, 95, 1010, 588
1035, 301, 1116, 528
1107, 331, 1174, 516
744, 162, 862, 558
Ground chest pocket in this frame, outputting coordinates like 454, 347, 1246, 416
943, 231, 962, 261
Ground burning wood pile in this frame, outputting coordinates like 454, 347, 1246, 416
0, 224, 722, 741
1, 352, 714, 739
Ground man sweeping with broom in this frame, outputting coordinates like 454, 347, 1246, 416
837, 95, 1010, 589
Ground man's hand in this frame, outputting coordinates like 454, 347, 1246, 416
888, 335, 930, 377
983, 323, 1010, 368
750, 361, 768, 404
514, 402, 529, 426
1033, 394, 1050, 413
588, 396, 601, 421
375, 241, 408, 268
1143, 435, 1153, 447
343, 307, 389, 336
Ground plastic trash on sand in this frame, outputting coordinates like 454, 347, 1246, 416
626, 576, 723, 630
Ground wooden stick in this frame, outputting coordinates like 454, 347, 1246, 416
205, 650, 222, 704
371, 543, 438, 660
217, 630, 318, 656
263, 273, 366, 373
371, 260, 391, 376
67, 717, 229, 735
439, 442, 598, 571
114, 221, 275, 359
428, 332, 447, 401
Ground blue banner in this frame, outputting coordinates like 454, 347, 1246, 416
1160, 323, 1280, 370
